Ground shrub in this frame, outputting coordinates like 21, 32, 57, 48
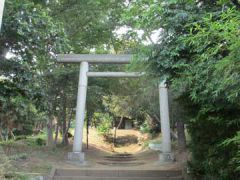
140, 121, 151, 134
94, 113, 113, 137
9, 153, 27, 161
15, 136, 27, 141
35, 138, 46, 146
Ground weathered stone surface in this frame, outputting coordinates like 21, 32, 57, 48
31, 176, 43, 180
68, 152, 85, 162
159, 153, 175, 163
50, 168, 183, 180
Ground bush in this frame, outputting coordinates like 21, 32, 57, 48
15, 136, 27, 141
94, 113, 113, 137
9, 153, 27, 161
221, 131, 240, 174
13, 126, 33, 136
186, 115, 240, 179
140, 121, 151, 134
35, 138, 46, 146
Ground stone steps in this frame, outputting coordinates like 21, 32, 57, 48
96, 161, 145, 166
55, 169, 182, 177
46, 153, 184, 180
52, 176, 183, 180
96, 153, 144, 166
47, 169, 184, 180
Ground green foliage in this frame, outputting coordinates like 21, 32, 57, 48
9, 153, 27, 161
35, 138, 46, 146
15, 136, 27, 141
122, 0, 240, 179
50, 0, 125, 53
177, 8, 240, 178
103, 95, 132, 119
13, 173, 30, 180
0, 0, 68, 140
94, 113, 113, 137
221, 131, 240, 172
24, 133, 47, 147
140, 121, 151, 134
1, 0, 238, 179
183, 8, 240, 104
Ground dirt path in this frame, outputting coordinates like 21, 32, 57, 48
81, 128, 145, 154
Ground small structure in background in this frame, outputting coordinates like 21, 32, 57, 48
113, 117, 134, 130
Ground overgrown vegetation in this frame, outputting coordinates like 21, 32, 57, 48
93, 113, 113, 137
0, 0, 239, 179
122, 0, 240, 178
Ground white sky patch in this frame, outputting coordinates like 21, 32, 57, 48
114, 26, 131, 36
90, 48, 96, 53
114, 26, 162, 45
150, 29, 162, 44
5, 52, 15, 59
124, 0, 130, 6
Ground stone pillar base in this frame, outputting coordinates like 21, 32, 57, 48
159, 152, 174, 163
68, 152, 85, 163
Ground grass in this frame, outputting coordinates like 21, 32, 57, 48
24, 133, 47, 147
0, 139, 16, 146
8, 153, 28, 161
15, 174, 30, 180
0, 132, 56, 179
0, 132, 47, 147
149, 139, 162, 144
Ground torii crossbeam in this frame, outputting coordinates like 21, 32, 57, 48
57, 54, 173, 163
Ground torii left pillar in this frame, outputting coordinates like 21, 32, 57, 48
68, 61, 89, 162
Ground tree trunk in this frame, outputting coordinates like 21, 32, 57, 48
113, 127, 117, 147
66, 108, 73, 132
54, 124, 59, 145
0, 128, 4, 141
62, 116, 68, 145
177, 121, 186, 151
113, 116, 124, 147
47, 117, 54, 147
9, 129, 15, 140
61, 94, 69, 146
117, 116, 124, 129
86, 115, 89, 149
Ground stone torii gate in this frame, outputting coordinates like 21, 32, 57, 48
57, 54, 173, 163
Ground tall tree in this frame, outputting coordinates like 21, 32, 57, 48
121, 0, 240, 178
0, 0, 68, 141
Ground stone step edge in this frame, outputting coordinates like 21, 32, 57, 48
54, 168, 182, 172
50, 176, 184, 180
44, 169, 183, 180
54, 169, 182, 177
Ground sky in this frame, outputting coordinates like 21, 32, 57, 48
114, 26, 162, 45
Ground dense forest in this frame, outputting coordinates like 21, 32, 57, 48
0, 0, 239, 179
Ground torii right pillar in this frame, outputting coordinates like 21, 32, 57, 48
159, 80, 174, 162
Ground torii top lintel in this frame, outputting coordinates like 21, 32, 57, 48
57, 54, 132, 64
